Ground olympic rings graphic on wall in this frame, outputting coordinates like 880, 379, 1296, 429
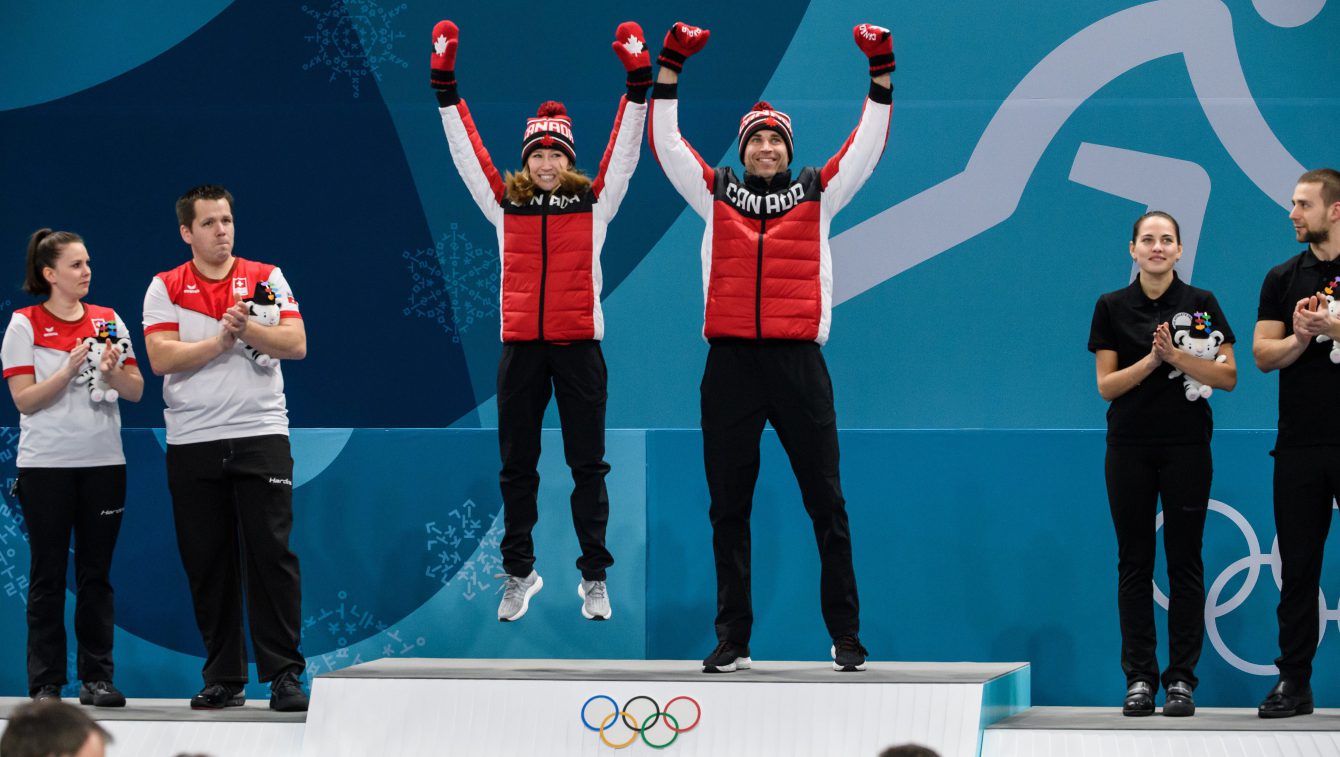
581, 694, 701, 749
1153, 498, 1340, 676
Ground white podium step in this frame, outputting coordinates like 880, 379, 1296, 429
983, 706, 1340, 756
0, 698, 305, 757
301, 658, 1030, 757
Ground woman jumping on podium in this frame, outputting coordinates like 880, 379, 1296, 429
1088, 211, 1237, 717
429, 20, 649, 622
2, 229, 143, 706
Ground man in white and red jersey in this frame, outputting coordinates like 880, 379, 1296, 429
141, 184, 310, 711
650, 22, 893, 674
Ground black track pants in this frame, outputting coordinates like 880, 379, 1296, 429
18, 465, 125, 694
497, 341, 613, 581
166, 434, 304, 684
701, 340, 859, 645
1105, 443, 1210, 689
1271, 445, 1340, 685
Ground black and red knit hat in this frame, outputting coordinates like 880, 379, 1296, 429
737, 102, 793, 163
521, 101, 576, 165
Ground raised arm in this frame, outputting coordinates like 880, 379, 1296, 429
818, 24, 895, 216
649, 22, 715, 220
591, 21, 652, 224
431, 20, 506, 227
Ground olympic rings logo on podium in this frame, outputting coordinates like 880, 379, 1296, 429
581, 694, 701, 749
1154, 498, 1340, 676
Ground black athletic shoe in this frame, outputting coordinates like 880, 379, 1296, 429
79, 681, 126, 708
31, 684, 62, 702
269, 670, 309, 712
190, 683, 245, 710
1258, 679, 1313, 718
1122, 681, 1154, 716
702, 641, 752, 673
831, 635, 868, 671
1162, 681, 1194, 717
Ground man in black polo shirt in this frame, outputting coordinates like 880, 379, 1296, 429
1252, 167, 1340, 718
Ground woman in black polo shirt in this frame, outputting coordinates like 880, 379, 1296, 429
1088, 211, 1237, 717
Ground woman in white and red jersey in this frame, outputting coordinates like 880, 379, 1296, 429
1, 229, 142, 706
429, 20, 650, 623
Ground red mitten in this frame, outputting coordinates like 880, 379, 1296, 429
430, 20, 459, 89
853, 23, 895, 76
657, 22, 710, 73
612, 21, 652, 91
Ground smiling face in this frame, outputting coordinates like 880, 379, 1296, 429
1129, 215, 1182, 276
743, 129, 790, 180
43, 241, 91, 302
526, 148, 571, 192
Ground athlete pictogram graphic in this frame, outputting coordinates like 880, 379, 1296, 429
832, 0, 1324, 298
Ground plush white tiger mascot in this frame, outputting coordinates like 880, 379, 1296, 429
76, 320, 132, 403
1313, 275, 1340, 364
1168, 311, 1226, 401
240, 281, 282, 367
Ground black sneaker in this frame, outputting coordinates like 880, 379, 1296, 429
31, 684, 62, 702
269, 670, 309, 712
1162, 680, 1194, 717
831, 635, 868, 671
79, 681, 126, 708
190, 682, 245, 710
1123, 681, 1155, 716
702, 641, 752, 673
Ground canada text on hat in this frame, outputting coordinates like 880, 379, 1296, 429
521, 101, 576, 164
737, 102, 794, 164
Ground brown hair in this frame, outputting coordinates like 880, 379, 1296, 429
0, 701, 112, 757
1299, 168, 1340, 208
176, 184, 235, 227
503, 166, 592, 205
1131, 210, 1181, 244
24, 229, 83, 296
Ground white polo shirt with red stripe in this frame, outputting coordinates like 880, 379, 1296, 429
142, 257, 300, 445
1, 303, 137, 468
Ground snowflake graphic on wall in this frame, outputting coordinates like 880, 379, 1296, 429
425, 501, 503, 600
301, 589, 428, 676
301, 0, 409, 99
403, 224, 500, 342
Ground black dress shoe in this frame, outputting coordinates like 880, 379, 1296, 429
1123, 681, 1155, 716
1163, 680, 1195, 717
190, 682, 245, 710
1259, 679, 1313, 718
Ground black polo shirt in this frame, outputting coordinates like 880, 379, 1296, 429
1089, 273, 1235, 446
1258, 249, 1340, 449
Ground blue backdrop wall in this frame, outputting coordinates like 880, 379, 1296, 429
0, 0, 1337, 705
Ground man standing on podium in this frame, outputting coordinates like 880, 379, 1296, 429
648, 21, 894, 673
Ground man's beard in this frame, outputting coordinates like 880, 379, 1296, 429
1300, 226, 1330, 245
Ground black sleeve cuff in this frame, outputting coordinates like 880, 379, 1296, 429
652, 82, 679, 100
867, 80, 892, 104
435, 85, 460, 107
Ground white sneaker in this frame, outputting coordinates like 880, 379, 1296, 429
497, 571, 543, 621
578, 580, 611, 620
